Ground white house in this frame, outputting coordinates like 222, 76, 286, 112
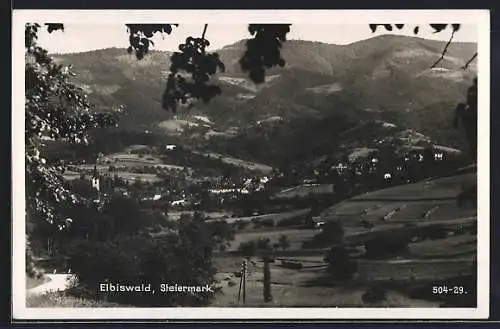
141, 194, 162, 201
434, 152, 444, 161
166, 145, 177, 150
260, 176, 269, 184
171, 199, 186, 206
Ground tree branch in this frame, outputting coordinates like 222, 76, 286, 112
201, 24, 208, 40
462, 52, 478, 70
430, 29, 456, 69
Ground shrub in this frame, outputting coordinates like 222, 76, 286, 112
311, 221, 344, 248
277, 234, 291, 251
276, 215, 304, 227
362, 286, 388, 304
259, 218, 275, 228
419, 225, 449, 240
235, 221, 250, 230
281, 261, 303, 269
256, 237, 272, 250
360, 220, 375, 229
324, 246, 358, 280
364, 234, 410, 259
301, 240, 316, 249
238, 240, 257, 257
67, 217, 218, 307
238, 237, 272, 257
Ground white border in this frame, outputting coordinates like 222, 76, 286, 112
12, 9, 490, 320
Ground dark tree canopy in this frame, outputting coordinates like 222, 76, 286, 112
25, 23, 118, 228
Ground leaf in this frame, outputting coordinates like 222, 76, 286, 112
430, 24, 448, 33
369, 24, 378, 33
45, 23, 64, 34
383, 24, 393, 31
240, 24, 291, 83
413, 26, 420, 35
395, 24, 404, 30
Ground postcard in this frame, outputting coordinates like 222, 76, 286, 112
12, 9, 490, 320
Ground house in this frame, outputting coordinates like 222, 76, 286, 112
166, 145, 177, 151
171, 199, 186, 206
115, 187, 129, 196
141, 194, 162, 201
434, 152, 444, 161
311, 216, 325, 229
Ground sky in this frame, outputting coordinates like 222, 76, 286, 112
36, 23, 479, 54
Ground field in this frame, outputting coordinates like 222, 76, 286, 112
226, 209, 310, 224
27, 292, 126, 308
228, 228, 314, 251
169, 211, 233, 221
63, 150, 187, 183
193, 151, 273, 174
26, 276, 49, 289
274, 184, 335, 199
213, 173, 477, 307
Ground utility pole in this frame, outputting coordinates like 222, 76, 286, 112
237, 271, 242, 304
237, 259, 247, 305
263, 256, 272, 303
242, 259, 247, 304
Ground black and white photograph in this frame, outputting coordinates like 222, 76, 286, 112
12, 9, 490, 320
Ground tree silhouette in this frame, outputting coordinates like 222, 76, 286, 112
277, 234, 290, 251
25, 23, 120, 273
324, 245, 358, 280
453, 78, 477, 161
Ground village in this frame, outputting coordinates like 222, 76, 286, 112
30, 138, 477, 308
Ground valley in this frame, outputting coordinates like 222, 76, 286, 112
27, 33, 478, 309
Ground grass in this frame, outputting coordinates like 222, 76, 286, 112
356, 258, 475, 282
274, 184, 335, 199
226, 209, 310, 224
351, 173, 476, 201
110, 171, 162, 183
408, 234, 477, 258
26, 275, 50, 289
26, 292, 126, 308
42, 172, 478, 308
212, 264, 441, 307
228, 228, 315, 251
212, 172, 478, 307
193, 151, 273, 174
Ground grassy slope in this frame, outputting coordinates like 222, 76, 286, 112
213, 173, 477, 306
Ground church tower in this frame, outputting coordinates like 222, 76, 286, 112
91, 164, 100, 192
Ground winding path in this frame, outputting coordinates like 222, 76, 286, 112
27, 274, 74, 295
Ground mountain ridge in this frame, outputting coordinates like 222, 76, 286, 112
50, 34, 477, 165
